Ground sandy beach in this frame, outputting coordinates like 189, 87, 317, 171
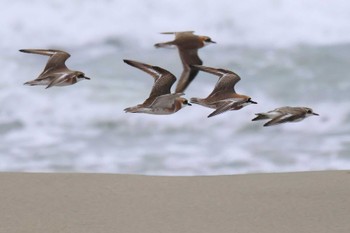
0, 171, 349, 233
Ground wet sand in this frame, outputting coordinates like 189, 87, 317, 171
0, 171, 349, 233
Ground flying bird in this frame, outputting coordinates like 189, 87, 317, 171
190, 65, 257, 118
252, 106, 319, 126
123, 59, 191, 115
20, 49, 90, 88
154, 31, 215, 93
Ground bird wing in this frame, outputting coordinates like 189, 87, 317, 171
175, 49, 202, 93
124, 59, 176, 106
264, 113, 304, 127
159, 31, 194, 35
20, 49, 70, 74
45, 72, 74, 89
208, 72, 241, 97
154, 31, 195, 48
192, 65, 241, 97
207, 100, 245, 118
148, 68, 176, 98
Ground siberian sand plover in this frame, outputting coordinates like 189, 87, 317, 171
20, 49, 90, 88
123, 59, 191, 115
154, 31, 215, 93
190, 65, 257, 118
252, 106, 319, 126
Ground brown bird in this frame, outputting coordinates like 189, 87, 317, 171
123, 59, 191, 115
252, 106, 319, 127
20, 49, 90, 89
154, 31, 216, 93
190, 65, 257, 118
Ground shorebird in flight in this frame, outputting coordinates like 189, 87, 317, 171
154, 31, 216, 93
252, 106, 319, 126
190, 65, 257, 118
20, 49, 90, 89
123, 59, 191, 115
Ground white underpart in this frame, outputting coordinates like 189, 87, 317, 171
264, 111, 284, 119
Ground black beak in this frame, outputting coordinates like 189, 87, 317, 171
187, 103, 192, 106
249, 99, 257, 104
313, 112, 319, 116
84, 77, 91, 80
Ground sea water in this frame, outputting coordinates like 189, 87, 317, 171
0, 0, 349, 175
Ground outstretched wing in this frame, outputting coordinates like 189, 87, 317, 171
207, 100, 244, 118
264, 113, 303, 127
175, 49, 202, 93
209, 73, 240, 96
20, 49, 71, 74
192, 65, 241, 97
124, 59, 177, 106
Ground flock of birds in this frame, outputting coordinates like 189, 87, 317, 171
20, 31, 319, 127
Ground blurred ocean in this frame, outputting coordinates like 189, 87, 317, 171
1, 0, 349, 175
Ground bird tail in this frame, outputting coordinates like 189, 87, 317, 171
154, 41, 175, 48
124, 107, 137, 113
251, 113, 270, 121
124, 105, 143, 113
23, 80, 37, 86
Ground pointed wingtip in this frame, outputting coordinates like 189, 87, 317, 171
123, 59, 147, 69
19, 49, 31, 54
263, 121, 275, 127
207, 111, 220, 118
207, 110, 219, 118
18, 49, 69, 57
160, 31, 194, 34
159, 31, 181, 35
123, 59, 138, 67
154, 42, 175, 49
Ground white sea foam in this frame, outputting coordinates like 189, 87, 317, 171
1, 0, 350, 52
